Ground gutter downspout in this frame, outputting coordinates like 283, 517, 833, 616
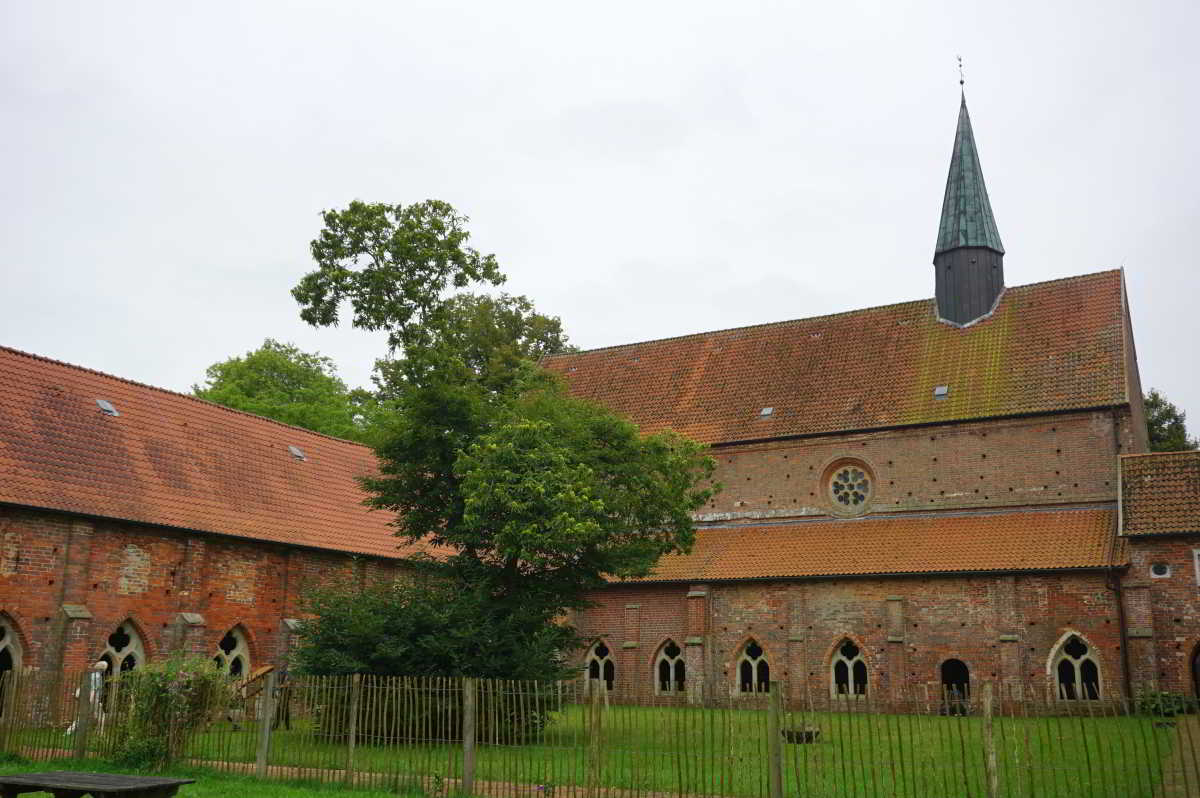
1108, 446, 1135, 700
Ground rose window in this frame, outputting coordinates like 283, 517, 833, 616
831, 466, 871, 508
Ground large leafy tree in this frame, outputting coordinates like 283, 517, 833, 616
291, 200, 717, 678
1145, 388, 1198, 452
292, 200, 505, 353
193, 339, 367, 441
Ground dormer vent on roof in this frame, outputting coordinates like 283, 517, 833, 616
96, 399, 119, 416
288, 445, 307, 461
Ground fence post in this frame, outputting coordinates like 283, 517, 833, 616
767, 680, 783, 798
981, 680, 999, 798
255, 670, 277, 779
345, 673, 360, 786
462, 677, 477, 796
586, 680, 604, 798
72, 668, 96, 760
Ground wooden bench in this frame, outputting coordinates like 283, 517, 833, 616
0, 771, 194, 798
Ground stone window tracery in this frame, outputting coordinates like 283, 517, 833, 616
832, 639, 868, 696
737, 640, 770, 694
1052, 634, 1100, 700
655, 640, 686, 694
213, 627, 251, 679
100, 621, 145, 674
824, 459, 874, 516
585, 641, 614, 693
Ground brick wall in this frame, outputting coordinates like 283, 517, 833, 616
700, 409, 1128, 522
575, 571, 1125, 704
0, 505, 404, 672
1125, 536, 1200, 694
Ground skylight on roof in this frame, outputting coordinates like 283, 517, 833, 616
288, 445, 307, 461
760, 407, 774, 417
96, 399, 119, 416
933, 385, 950, 400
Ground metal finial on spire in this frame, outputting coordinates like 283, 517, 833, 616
957, 55, 965, 87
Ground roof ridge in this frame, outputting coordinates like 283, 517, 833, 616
546, 269, 1123, 358
1120, 450, 1200, 460
0, 344, 372, 449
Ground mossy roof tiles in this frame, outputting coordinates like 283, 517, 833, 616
628, 507, 1121, 582
544, 270, 1128, 445
0, 346, 431, 561
1120, 451, 1200, 536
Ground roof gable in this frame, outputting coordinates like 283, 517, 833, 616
0, 346, 426, 560
1121, 451, 1200, 536
545, 270, 1128, 445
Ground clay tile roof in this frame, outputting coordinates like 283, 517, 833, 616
544, 271, 1128, 445
1120, 451, 1200, 536
0, 346, 428, 560
628, 507, 1121, 582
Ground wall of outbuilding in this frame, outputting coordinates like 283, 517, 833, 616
0, 504, 405, 673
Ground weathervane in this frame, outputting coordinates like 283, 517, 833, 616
957, 55, 965, 87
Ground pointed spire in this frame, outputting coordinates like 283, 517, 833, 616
934, 94, 1004, 255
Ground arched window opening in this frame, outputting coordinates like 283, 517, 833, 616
1192, 645, 1200, 700
832, 639, 867, 696
655, 640, 686, 694
1052, 634, 1100, 700
940, 659, 970, 715
738, 640, 769, 694
213, 627, 251, 679
0, 615, 20, 718
585, 641, 614, 693
100, 622, 145, 674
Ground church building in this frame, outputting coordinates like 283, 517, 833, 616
2, 94, 1199, 706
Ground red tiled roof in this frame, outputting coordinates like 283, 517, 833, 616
1120, 451, 1200, 536
0, 346, 429, 560
545, 271, 1129, 445
629, 507, 1121, 582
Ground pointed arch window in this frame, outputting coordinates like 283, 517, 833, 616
832, 639, 867, 696
738, 640, 770, 694
100, 622, 145, 674
0, 615, 21, 717
655, 640, 686, 694
1052, 635, 1100, 700
585, 641, 614, 693
213, 627, 251, 678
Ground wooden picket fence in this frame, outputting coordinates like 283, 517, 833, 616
2, 669, 1199, 798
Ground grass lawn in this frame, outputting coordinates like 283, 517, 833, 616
178, 704, 1181, 798
0, 755, 422, 798
6, 704, 1185, 797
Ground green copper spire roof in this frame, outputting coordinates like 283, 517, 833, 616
935, 93, 1004, 255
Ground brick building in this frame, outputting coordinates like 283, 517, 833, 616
2, 93, 1199, 706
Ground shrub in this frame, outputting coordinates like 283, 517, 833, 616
1136, 690, 1193, 717
107, 656, 234, 769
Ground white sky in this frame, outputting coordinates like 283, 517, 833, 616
3, 1, 1198, 425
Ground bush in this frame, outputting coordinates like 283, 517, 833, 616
107, 656, 234, 769
1136, 690, 1193, 717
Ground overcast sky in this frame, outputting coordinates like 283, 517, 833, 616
3, 1, 1198, 427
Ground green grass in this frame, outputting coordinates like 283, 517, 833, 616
5, 704, 1186, 797
180, 704, 1181, 798
0, 755, 424, 797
